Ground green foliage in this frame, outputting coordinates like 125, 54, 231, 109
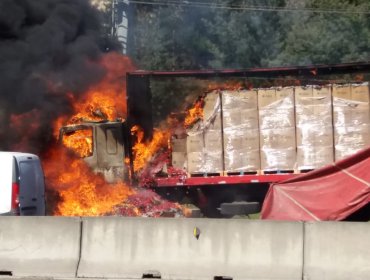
128, 0, 370, 121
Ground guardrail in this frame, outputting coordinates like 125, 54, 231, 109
0, 217, 369, 280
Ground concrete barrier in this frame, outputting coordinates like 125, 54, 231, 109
304, 222, 370, 280
0, 217, 81, 277
78, 218, 304, 280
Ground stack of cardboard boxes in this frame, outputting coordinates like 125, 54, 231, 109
222, 90, 260, 173
172, 83, 370, 175
333, 83, 370, 160
186, 91, 223, 173
258, 87, 296, 171
295, 85, 334, 170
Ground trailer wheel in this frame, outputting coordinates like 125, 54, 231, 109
220, 201, 260, 216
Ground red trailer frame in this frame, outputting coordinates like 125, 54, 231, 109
155, 173, 296, 187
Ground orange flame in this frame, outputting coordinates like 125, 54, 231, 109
62, 128, 93, 158
53, 53, 135, 139
131, 125, 171, 172
45, 52, 136, 216
184, 97, 204, 128
207, 80, 243, 91
44, 147, 133, 216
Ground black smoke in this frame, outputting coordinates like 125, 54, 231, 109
0, 0, 113, 153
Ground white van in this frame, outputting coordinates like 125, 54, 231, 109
0, 152, 46, 216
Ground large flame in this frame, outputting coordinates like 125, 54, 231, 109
44, 53, 136, 216
131, 125, 171, 173
44, 147, 133, 216
61, 128, 93, 158
53, 53, 134, 138
184, 96, 204, 128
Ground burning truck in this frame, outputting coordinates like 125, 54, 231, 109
57, 62, 370, 217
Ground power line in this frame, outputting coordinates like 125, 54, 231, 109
129, 0, 370, 15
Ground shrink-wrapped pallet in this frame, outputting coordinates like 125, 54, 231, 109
295, 85, 334, 170
258, 87, 296, 171
333, 83, 370, 160
186, 91, 223, 173
222, 90, 260, 172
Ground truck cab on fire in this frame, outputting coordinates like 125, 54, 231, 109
59, 120, 130, 183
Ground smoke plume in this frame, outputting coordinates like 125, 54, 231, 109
0, 0, 111, 153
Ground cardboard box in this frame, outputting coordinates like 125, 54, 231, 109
224, 127, 259, 151
297, 146, 334, 170
276, 86, 294, 100
186, 131, 203, 153
171, 152, 187, 169
223, 108, 258, 129
296, 104, 332, 126
334, 143, 370, 161
222, 89, 257, 110
241, 129, 260, 150
240, 108, 259, 128
333, 100, 370, 127
332, 84, 351, 100
334, 124, 370, 146
171, 137, 187, 153
351, 83, 369, 102
203, 91, 220, 120
295, 86, 331, 107
313, 85, 331, 98
260, 147, 296, 171
187, 152, 204, 173
259, 108, 295, 129
204, 151, 223, 172
204, 129, 222, 152
258, 88, 276, 108
223, 109, 241, 128
296, 125, 333, 147
224, 149, 260, 171
260, 127, 296, 150
295, 86, 313, 101
258, 87, 294, 129
204, 111, 222, 130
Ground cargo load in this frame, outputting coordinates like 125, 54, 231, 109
258, 87, 296, 172
222, 89, 260, 173
333, 83, 370, 160
295, 85, 334, 170
172, 83, 370, 176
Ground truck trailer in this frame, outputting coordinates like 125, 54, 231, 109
60, 62, 370, 217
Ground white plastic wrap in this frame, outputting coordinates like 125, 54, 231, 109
222, 90, 260, 172
224, 149, 260, 172
223, 126, 260, 171
295, 85, 334, 169
333, 83, 370, 161
258, 87, 296, 171
260, 147, 296, 171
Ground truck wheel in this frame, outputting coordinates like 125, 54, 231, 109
220, 201, 260, 216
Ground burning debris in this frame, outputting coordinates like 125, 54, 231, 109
110, 189, 183, 217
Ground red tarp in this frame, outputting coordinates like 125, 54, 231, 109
261, 147, 370, 221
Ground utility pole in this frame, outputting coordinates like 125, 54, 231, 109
112, 0, 130, 54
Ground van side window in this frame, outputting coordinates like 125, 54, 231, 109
62, 127, 93, 158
